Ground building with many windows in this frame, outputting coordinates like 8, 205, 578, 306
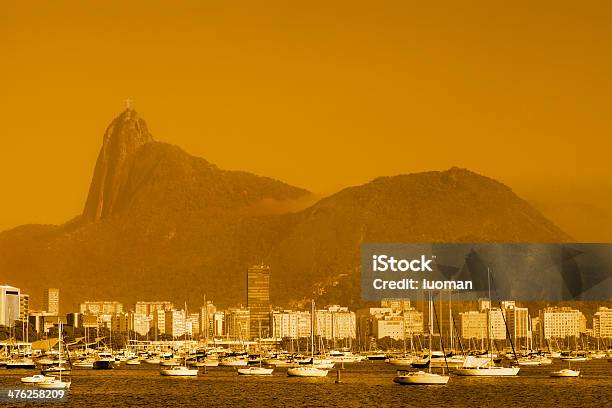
43, 288, 60, 314
134, 301, 173, 316
80, 301, 124, 315
164, 310, 186, 338
224, 307, 250, 340
315, 305, 356, 340
271, 309, 312, 339
247, 263, 271, 339
19, 294, 29, 322
593, 307, 612, 339
0, 285, 21, 326
460, 308, 506, 340
539, 307, 584, 339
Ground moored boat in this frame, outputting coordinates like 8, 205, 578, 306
393, 370, 449, 385
160, 365, 199, 376
550, 368, 580, 377
21, 374, 55, 384
237, 367, 274, 375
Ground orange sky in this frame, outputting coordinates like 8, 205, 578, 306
1, 1, 611, 239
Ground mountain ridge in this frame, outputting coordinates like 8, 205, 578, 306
0, 110, 571, 312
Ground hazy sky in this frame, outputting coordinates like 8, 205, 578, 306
2, 1, 611, 238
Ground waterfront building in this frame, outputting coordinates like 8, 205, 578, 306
539, 306, 584, 339
134, 301, 173, 315
315, 305, 356, 340
381, 299, 412, 313
0, 285, 21, 326
151, 309, 166, 336
271, 309, 312, 339
130, 312, 152, 336
164, 309, 186, 338
505, 304, 530, 343
460, 310, 487, 340
199, 301, 216, 339
111, 313, 130, 333
247, 263, 271, 339
374, 315, 405, 340
211, 311, 225, 337
186, 312, 200, 336
403, 308, 424, 336
593, 307, 612, 339
357, 304, 422, 342
43, 288, 60, 314
224, 307, 250, 340
460, 308, 506, 340
80, 301, 124, 315
19, 294, 29, 321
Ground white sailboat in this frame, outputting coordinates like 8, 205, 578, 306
38, 321, 71, 389
21, 374, 55, 384
287, 300, 329, 378
550, 360, 580, 378
160, 365, 199, 376
393, 292, 449, 385
454, 269, 519, 377
160, 352, 198, 376
237, 366, 274, 375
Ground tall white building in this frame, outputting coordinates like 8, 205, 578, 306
130, 312, 152, 336
593, 307, 612, 339
315, 305, 356, 340
0, 285, 21, 326
539, 307, 584, 339
19, 294, 30, 321
460, 308, 506, 340
43, 288, 60, 314
164, 310, 186, 338
271, 310, 312, 339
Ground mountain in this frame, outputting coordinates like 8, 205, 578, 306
0, 110, 570, 312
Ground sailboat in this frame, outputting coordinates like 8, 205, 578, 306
287, 300, 329, 377
237, 356, 274, 375
454, 269, 519, 377
393, 292, 450, 385
160, 343, 198, 377
550, 360, 580, 377
38, 322, 71, 389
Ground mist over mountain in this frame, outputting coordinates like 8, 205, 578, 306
0, 110, 570, 312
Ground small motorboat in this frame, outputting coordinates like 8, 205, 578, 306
126, 358, 141, 366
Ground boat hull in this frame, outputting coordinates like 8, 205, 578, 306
287, 367, 328, 377
455, 367, 520, 376
550, 369, 580, 377
93, 360, 115, 370
237, 367, 274, 375
393, 372, 450, 385
160, 367, 199, 376
37, 380, 71, 389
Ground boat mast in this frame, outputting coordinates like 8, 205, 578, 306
311, 300, 315, 362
